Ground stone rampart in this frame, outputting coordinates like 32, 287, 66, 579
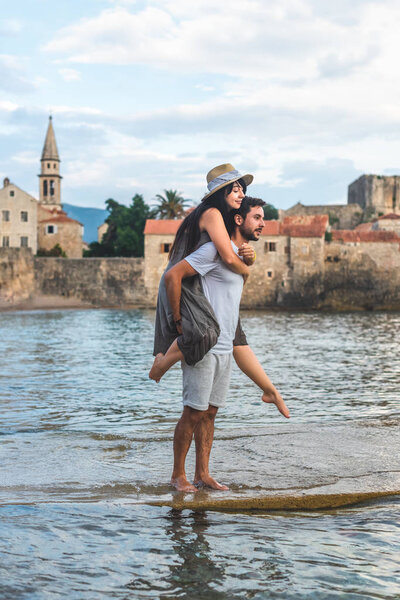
321, 240, 400, 310
0, 248, 35, 307
34, 257, 146, 308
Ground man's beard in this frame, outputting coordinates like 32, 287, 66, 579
239, 225, 261, 242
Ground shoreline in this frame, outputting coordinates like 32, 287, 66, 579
2, 296, 400, 314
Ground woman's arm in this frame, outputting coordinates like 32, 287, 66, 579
200, 208, 250, 276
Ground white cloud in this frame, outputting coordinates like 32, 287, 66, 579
0, 19, 22, 35
59, 68, 81, 81
0, 54, 37, 93
11, 151, 37, 165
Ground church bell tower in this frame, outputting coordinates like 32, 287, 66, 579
38, 116, 62, 208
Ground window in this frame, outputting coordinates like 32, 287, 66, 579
50, 180, 55, 196
2, 236, 9, 247
267, 270, 273, 278
9, 190, 14, 197
20, 211, 28, 222
2, 210, 10, 222
53, 163, 57, 168
47, 163, 50, 168
46, 224, 57, 234
160, 243, 172, 253
43, 180, 48, 196
264, 241, 276, 252
20, 236, 28, 248
284, 246, 290, 254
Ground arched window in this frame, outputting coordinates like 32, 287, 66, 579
43, 180, 48, 196
50, 180, 55, 196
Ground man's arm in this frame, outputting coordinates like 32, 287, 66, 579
164, 260, 198, 332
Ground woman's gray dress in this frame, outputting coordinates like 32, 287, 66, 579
153, 231, 247, 366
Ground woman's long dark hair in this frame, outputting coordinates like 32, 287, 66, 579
169, 179, 247, 260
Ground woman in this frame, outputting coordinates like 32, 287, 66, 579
149, 163, 289, 418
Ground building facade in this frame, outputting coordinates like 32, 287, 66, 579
0, 179, 38, 253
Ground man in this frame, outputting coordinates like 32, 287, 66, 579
164, 197, 288, 493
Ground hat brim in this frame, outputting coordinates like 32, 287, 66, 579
202, 173, 253, 202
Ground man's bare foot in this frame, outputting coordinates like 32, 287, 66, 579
193, 475, 229, 491
262, 391, 290, 418
171, 476, 197, 492
149, 353, 166, 382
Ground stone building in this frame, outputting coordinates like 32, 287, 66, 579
348, 175, 400, 216
143, 219, 181, 301
241, 215, 329, 307
37, 117, 84, 258
0, 178, 38, 253
143, 215, 329, 308
283, 202, 361, 230
372, 213, 400, 235
97, 222, 108, 243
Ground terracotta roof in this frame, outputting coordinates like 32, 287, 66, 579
281, 214, 328, 237
377, 213, 400, 220
332, 230, 400, 243
261, 220, 281, 236
144, 219, 183, 234
39, 212, 82, 226
354, 222, 373, 231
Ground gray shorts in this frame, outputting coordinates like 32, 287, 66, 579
181, 352, 232, 411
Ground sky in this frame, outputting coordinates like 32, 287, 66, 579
2, 0, 400, 211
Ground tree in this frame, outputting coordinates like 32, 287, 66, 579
85, 194, 154, 257
154, 189, 188, 219
37, 243, 67, 257
263, 203, 279, 220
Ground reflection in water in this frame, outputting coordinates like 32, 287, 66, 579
163, 509, 226, 599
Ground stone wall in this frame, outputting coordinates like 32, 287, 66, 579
321, 240, 400, 310
34, 257, 146, 308
0, 248, 35, 307
348, 175, 400, 216
283, 202, 362, 229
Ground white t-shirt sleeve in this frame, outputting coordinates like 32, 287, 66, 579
184, 242, 219, 276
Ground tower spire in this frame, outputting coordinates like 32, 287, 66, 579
41, 115, 59, 161
38, 116, 62, 206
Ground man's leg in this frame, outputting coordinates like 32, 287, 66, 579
171, 406, 205, 492
193, 405, 229, 491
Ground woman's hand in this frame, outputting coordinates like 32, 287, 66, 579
238, 243, 256, 265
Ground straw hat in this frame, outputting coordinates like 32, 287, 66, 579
202, 163, 253, 201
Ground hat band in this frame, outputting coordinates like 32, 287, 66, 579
207, 169, 242, 192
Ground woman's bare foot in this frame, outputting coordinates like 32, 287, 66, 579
193, 475, 229, 491
171, 476, 197, 492
149, 353, 166, 382
262, 391, 290, 419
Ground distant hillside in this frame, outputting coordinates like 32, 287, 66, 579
63, 203, 109, 243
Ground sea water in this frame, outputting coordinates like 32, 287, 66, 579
0, 309, 399, 599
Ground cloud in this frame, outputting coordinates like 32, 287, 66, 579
42, 1, 372, 82
59, 68, 81, 81
0, 19, 22, 36
0, 55, 37, 93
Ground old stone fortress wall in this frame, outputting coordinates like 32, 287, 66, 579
1, 118, 400, 311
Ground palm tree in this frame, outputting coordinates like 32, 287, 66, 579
154, 189, 188, 219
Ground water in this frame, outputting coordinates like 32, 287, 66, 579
1, 309, 399, 598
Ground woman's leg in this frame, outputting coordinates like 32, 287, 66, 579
233, 345, 290, 418
149, 339, 184, 382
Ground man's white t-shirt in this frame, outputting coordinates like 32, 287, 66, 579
184, 241, 244, 354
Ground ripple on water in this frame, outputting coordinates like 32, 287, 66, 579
0, 501, 399, 599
